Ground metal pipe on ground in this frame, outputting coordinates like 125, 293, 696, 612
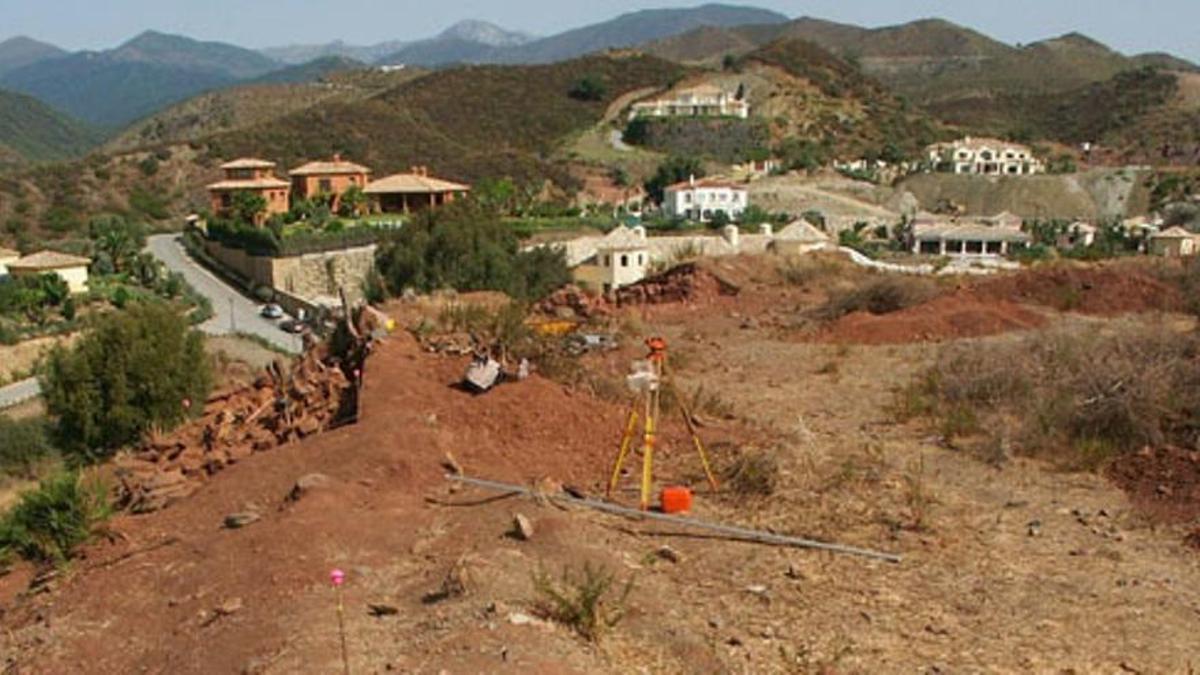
445, 474, 901, 564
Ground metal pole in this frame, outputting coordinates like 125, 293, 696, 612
445, 474, 901, 564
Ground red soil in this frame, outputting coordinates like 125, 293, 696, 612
1107, 446, 1200, 525
818, 265, 1183, 345
0, 329, 750, 673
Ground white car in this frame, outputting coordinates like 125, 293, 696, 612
261, 303, 284, 320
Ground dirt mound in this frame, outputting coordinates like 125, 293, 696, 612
113, 347, 360, 514
1107, 446, 1200, 525
816, 263, 1182, 345
615, 262, 740, 307
974, 264, 1184, 315
536, 284, 611, 319
818, 293, 1047, 344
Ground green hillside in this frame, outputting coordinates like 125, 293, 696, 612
0, 88, 97, 163
206, 53, 688, 185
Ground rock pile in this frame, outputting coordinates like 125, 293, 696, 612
537, 285, 610, 319
115, 348, 357, 514
615, 263, 740, 307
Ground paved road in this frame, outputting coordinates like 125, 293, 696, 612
609, 128, 632, 152
0, 377, 41, 409
146, 234, 302, 354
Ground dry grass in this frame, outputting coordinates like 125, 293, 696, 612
815, 275, 941, 321
532, 562, 633, 642
898, 321, 1200, 467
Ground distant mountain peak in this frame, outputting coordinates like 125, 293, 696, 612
438, 20, 534, 47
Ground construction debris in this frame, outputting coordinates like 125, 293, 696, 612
537, 285, 610, 319
116, 339, 368, 514
614, 263, 740, 307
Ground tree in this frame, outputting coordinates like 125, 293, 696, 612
42, 301, 212, 461
37, 274, 69, 308
569, 75, 607, 102
230, 190, 267, 225
338, 185, 367, 218
89, 216, 146, 274
375, 202, 569, 300
645, 156, 705, 205
709, 210, 730, 229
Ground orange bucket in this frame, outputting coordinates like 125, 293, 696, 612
661, 486, 693, 514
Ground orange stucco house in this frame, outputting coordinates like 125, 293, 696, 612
288, 155, 372, 213
364, 166, 470, 214
207, 158, 290, 224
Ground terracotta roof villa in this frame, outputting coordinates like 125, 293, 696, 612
8, 250, 92, 293
364, 166, 470, 214
288, 154, 372, 212
207, 158, 290, 223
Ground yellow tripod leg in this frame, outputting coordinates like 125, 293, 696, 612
667, 372, 720, 491
641, 389, 657, 511
608, 405, 640, 497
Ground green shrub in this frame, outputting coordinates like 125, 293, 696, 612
0, 416, 58, 479
42, 301, 212, 462
0, 470, 112, 565
376, 202, 570, 301
533, 562, 633, 642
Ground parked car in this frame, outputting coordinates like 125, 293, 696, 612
279, 319, 308, 334
261, 303, 284, 319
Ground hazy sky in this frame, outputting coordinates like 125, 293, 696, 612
4, 0, 1197, 62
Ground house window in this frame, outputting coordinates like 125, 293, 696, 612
684, 193, 692, 204
620, 254, 629, 268
319, 178, 333, 193
604, 255, 610, 267
637, 254, 644, 265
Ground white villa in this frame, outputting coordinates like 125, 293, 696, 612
910, 212, 1031, 257
926, 137, 1044, 176
552, 221, 832, 292
0, 247, 19, 276
629, 84, 749, 120
662, 176, 749, 223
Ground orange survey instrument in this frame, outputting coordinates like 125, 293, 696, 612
607, 336, 719, 511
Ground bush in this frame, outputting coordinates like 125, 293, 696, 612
42, 301, 212, 462
0, 416, 58, 479
375, 202, 570, 301
533, 562, 633, 642
0, 470, 111, 565
568, 75, 607, 102
817, 276, 940, 320
901, 323, 1200, 467
722, 450, 780, 496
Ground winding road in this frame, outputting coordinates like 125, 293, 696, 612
0, 235, 300, 411
146, 234, 302, 354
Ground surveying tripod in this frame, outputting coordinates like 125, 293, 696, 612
607, 337, 719, 511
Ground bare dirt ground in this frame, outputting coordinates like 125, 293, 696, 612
2, 258, 1200, 673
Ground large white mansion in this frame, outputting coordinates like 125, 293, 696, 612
926, 137, 1044, 176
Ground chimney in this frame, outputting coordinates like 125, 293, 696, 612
333, 152, 342, 162
633, 225, 647, 240
760, 223, 773, 237
689, 174, 696, 187
410, 165, 419, 175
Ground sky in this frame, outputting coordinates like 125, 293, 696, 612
3, 0, 1198, 63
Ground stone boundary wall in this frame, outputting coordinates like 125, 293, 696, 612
203, 240, 376, 304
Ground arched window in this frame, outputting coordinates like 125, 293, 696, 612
620, 254, 629, 267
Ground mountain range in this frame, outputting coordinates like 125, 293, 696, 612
0, 4, 1198, 170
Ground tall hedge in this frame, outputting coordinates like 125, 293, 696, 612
42, 301, 212, 461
